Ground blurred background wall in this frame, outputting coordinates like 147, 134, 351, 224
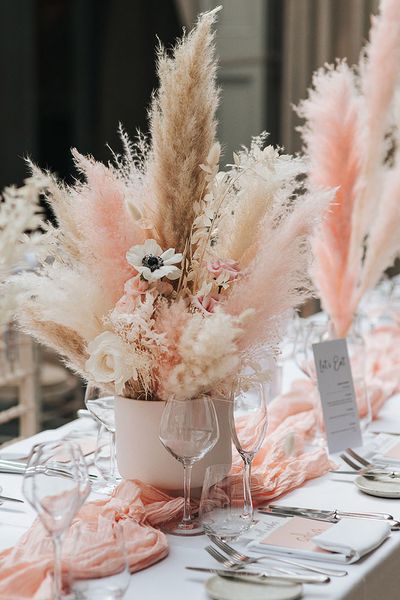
0, 0, 380, 190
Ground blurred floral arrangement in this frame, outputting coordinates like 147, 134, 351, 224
11, 9, 330, 401
298, 0, 400, 337
0, 176, 44, 327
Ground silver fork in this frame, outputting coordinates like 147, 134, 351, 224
208, 533, 348, 577
339, 453, 400, 479
205, 546, 309, 578
204, 546, 329, 584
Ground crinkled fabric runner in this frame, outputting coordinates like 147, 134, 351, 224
1, 325, 399, 598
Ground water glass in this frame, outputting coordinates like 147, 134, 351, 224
200, 464, 251, 540
159, 396, 219, 535
68, 521, 129, 599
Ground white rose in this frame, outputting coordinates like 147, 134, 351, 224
85, 331, 136, 395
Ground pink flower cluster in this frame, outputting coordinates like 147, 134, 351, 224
113, 276, 173, 314
207, 258, 240, 282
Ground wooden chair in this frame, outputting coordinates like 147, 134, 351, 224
0, 327, 39, 445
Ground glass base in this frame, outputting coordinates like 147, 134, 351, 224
91, 479, 118, 496
162, 518, 204, 536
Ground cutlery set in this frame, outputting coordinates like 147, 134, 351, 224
0, 458, 97, 482
186, 447, 400, 586
333, 448, 400, 482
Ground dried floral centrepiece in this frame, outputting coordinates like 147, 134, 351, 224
10, 9, 331, 401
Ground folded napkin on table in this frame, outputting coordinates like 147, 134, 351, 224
248, 516, 391, 564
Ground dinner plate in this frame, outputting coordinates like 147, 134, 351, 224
205, 576, 303, 600
355, 475, 400, 498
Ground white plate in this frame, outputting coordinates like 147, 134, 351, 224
355, 475, 400, 498
205, 576, 303, 600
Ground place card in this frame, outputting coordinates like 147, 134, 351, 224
312, 338, 362, 453
257, 516, 333, 554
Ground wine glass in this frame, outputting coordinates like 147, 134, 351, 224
93, 424, 118, 495
159, 396, 219, 536
199, 463, 251, 540
85, 384, 118, 494
22, 441, 90, 600
67, 520, 130, 599
229, 381, 268, 523
294, 319, 329, 445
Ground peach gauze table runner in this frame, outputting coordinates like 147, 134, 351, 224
0, 325, 399, 599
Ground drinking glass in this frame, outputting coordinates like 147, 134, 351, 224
229, 381, 268, 523
294, 319, 329, 446
94, 425, 117, 495
84, 384, 118, 494
159, 396, 219, 535
22, 441, 90, 600
68, 521, 130, 599
200, 464, 251, 540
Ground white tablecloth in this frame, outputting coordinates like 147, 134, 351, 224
1, 362, 400, 599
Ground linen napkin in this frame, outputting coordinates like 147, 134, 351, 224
248, 516, 391, 564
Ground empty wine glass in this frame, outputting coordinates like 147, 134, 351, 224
85, 384, 118, 494
159, 396, 219, 536
294, 319, 329, 446
230, 381, 268, 523
200, 463, 251, 540
68, 520, 130, 599
23, 441, 90, 600
94, 425, 117, 495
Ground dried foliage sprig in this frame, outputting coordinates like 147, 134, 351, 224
0, 175, 44, 326
11, 10, 329, 400
298, 0, 400, 336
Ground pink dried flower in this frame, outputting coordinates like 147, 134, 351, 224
207, 258, 240, 283
192, 293, 220, 314
124, 277, 149, 296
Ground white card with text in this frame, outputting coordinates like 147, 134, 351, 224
312, 338, 362, 454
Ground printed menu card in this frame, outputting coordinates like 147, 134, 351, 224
312, 338, 362, 453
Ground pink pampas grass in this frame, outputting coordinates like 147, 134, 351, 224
70, 151, 146, 304
299, 0, 400, 336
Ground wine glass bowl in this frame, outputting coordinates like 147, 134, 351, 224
84, 385, 118, 494
159, 396, 219, 535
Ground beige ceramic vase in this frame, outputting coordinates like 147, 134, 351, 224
114, 396, 232, 494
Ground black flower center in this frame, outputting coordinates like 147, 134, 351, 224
142, 254, 164, 272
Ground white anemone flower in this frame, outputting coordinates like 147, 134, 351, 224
126, 239, 182, 282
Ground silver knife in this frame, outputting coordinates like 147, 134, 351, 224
0, 494, 24, 504
186, 566, 329, 584
265, 504, 394, 521
259, 507, 400, 531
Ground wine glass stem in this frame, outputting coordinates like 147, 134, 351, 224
182, 463, 193, 524
110, 431, 117, 481
242, 456, 253, 521
52, 533, 63, 600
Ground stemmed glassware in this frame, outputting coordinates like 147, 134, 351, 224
67, 520, 130, 599
159, 396, 219, 535
22, 440, 90, 600
294, 319, 329, 445
229, 381, 268, 523
84, 384, 118, 495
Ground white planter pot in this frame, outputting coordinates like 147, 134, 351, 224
115, 396, 232, 492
